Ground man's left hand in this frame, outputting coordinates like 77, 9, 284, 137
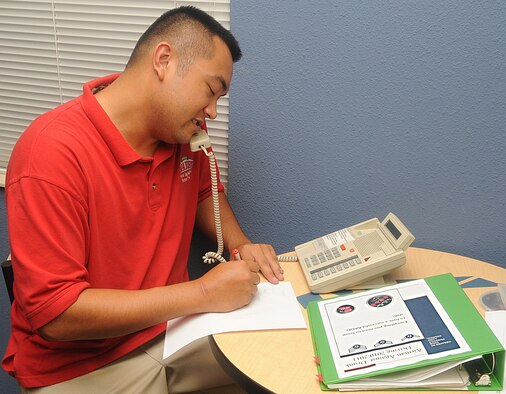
236, 243, 284, 284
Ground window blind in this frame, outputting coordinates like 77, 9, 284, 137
0, 0, 231, 187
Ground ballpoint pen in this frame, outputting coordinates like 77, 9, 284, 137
231, 249, 241, 261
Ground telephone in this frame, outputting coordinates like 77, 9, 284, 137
292, 213, 414, 293
190, 130, 415, 293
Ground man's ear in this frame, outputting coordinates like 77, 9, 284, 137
153, 42, 173, 80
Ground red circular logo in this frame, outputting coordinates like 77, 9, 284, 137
336, 304, 355, 314
367, 295, 393, 307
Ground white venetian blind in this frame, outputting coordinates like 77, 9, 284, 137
0, 0, 231, 187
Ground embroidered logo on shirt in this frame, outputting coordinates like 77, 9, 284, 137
179, 156, 194, 183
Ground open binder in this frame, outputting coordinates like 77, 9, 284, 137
307, 273, 504, 391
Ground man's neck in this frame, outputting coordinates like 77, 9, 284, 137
94, 73, 159, 157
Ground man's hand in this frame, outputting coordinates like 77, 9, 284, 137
236, 243, 284, 284
197, 259, 261, 312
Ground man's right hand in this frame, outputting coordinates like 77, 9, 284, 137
197, 259, 261, 312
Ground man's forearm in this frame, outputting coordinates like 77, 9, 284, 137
196, 193, 251, 253
38, 281, 207, 341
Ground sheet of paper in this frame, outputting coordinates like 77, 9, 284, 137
332, 355, 479, 390
481, 310, 506, 394
334, 366, 470, 390
163, 281, 306, 359
318, 279, 470, 379
322, 228, 355, 248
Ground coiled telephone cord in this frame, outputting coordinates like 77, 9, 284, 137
277, 254, 298, 262
201, 147, 227, 264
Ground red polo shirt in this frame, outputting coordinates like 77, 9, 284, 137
3, 74, 224, 387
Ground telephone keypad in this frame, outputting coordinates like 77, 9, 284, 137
309, 250, 343, 266
308, 255, 362, 282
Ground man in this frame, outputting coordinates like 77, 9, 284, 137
3, 6, 283, 393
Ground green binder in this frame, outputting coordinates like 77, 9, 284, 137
307, 273, 504, 391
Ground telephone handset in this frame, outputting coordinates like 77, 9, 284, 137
190, 131, 414, 293
189, 128, 212, 152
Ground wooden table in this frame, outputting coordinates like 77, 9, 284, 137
210, 247, 506, 394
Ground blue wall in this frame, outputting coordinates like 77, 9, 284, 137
228, 1, 506, 268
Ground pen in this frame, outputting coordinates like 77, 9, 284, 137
231, 249, 241, 260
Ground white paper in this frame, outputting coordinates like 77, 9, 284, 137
334, 366, 470, 391
323, 228, 355, 249
481, 310, 506, 394
163, 281, 306, 359
333, 355, 479, 390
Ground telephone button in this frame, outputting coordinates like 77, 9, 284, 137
331, 247, 341, 258
317, 253, 326, 263
310, 255, 319, 266
311, 273, 317, 280
324, 269, 330, 276
340, 244, 346, 251
324, 250, 333, 260
304, 258, 311, 268
337, 265, 343, 271
349, 260, 356, 266
330, 266, 337, 273
318, 271, 324, 278
343, 262, 349, 269
356, 258, 363, 264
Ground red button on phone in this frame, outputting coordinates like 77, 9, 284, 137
340, 244, 346, 251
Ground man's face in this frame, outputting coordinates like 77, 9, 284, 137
155, 36, 233, 145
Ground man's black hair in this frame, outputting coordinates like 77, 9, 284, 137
128, 6, 242, 68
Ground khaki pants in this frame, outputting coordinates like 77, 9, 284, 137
21, 335, 245, 394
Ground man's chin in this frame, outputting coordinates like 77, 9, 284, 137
177, 130, 197, 146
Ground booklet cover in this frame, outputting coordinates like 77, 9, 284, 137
307, 273, 504, 391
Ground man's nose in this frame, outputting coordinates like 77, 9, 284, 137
204, 101, 218, 119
